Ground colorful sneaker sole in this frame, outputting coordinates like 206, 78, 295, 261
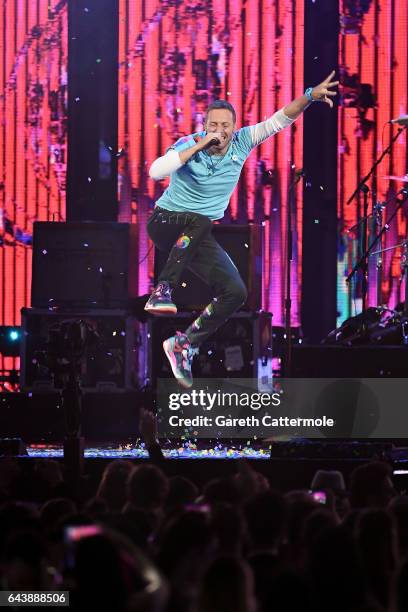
144, 303, 177, 315
163, 338, 193, 389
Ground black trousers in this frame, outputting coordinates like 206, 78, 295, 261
147, 206, 247, 347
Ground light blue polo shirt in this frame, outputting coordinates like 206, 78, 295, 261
155, 128, 255, 221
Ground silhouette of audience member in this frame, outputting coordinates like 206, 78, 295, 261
3, 531, 50, 592
197, 556, 256, 612
157, 509, 214, 610
350, 461, 396, 510
355, 509, 398, 609
307, 525, 368, 612
302, 507, 339, 565
0, 458, 21, 500
96, 459, 134, 512
211, 503, 245, 557
245, 490, 286, 555
70, 528, 167, 612
0, 502, 41, 555
284, 490, 319, 568
83, 496, 108, 520
394, 557, 408, 612
125, 464, 169, 526
165, 475, 198, 514
104, 507, 155, 552
389, 496, 408, 559
244, 491, 288, 611
202, 477, 241, 506
234, 459, 269, 500
40, 497, 77, 532
310, 469, 350, 518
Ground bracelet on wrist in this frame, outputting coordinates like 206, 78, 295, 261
304, 87, 315, 102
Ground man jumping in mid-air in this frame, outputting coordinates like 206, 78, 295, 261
145, 71, 338, 388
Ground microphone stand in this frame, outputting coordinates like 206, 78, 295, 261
346, 127, 405, 205
360, 185, 370, 314
370, 238, 408, 344
345, 125, 406, 321
283, 167, 304, 377
404, 241, 408, 319
373, 199, 385, 307
346, 188, 408, 314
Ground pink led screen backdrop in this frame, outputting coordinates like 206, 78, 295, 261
118, 0, 305, 326
3, 0, 407, 382
337, 0, 408, 323
0, 0, 68, 376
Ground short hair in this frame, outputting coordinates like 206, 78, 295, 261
127, 464, 169, 511
350, 461, 392, 509
245, 490, 287, 548
205, 100, 236, 124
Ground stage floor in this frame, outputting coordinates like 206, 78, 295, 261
25, 442, 270, 460
3, 439, 408, 493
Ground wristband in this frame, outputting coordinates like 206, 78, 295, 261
304, 87, 315, 102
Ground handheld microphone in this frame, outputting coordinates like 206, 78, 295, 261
389, 115, 408, 126
194, 132, 221, 147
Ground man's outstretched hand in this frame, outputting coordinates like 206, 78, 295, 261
311, 70, 339, 107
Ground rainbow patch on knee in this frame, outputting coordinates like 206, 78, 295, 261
192, 317, 202, 330
204, 303, 214, 316
176, 235, 191, 249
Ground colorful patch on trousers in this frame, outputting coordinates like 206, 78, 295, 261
191, 317, 202, 331
204, 303, 214, 316
176, 235, 191, 249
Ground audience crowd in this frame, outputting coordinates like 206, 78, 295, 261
1, 412, 408, 612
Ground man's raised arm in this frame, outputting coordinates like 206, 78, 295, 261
249, 70, 338, 147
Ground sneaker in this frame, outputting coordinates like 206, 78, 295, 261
163, 331, 198, 388
144, 281, 177, 315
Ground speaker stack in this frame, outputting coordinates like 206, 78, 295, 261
21, 222, 146, 392
150, 223, 272, 385
24, 221, 271, 391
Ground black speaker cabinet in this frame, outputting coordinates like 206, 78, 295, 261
154, 224, 263, 311
291, 345, 408, 378
0, 390, 147, 442
0, 438, 28, 457
20, 308, 146, 392
32, 222, 138, 309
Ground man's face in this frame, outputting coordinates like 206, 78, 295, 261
204, 108, 235, 153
